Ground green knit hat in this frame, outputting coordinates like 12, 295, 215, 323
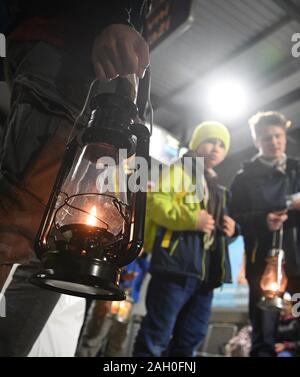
189, 121, 230, 154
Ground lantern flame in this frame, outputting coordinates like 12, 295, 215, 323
267, 282, 279, 292
86, 206, 97, 226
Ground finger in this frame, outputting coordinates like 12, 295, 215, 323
226, 218, 235, 226
225, 222, 234, 231
202, 214, 211, 222
117, 39, 139, 75
94, 62, 107, 81
203, 226, 211, 233
225, 222, 234, 230
223, 224, 230, 231
136, 37, 149, 68
223, 227, 232, 235
205, 224, 215, 232
104, 43, 126, 76
98, 56, 119, 81
223, 219, 229, 227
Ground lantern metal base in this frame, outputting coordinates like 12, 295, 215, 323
29, 250, 125, 301
257, 296, 284, 312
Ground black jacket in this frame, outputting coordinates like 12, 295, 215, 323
1, 0, 150, 35
0, 0, 151, 80
277, 316, 300, 355
230, 156, 300, 278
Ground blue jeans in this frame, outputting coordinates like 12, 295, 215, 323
0, 261, 60, 356
133, 274, 213, 357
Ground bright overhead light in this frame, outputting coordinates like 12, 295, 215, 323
206, 79, 248, 120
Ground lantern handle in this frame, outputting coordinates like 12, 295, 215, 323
279, 226, 283, 250
272, 226, 283, 250
67, 73, 153, 144
67, 78, 99, 144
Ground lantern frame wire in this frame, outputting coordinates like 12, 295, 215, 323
54, 192, 130, 232
52, 192, 131, 254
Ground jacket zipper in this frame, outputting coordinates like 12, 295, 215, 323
169, 238, 179, 256
293, 226, 300, 265
221, 190, 227, 282
201, 248, 207, 281
221, 236, 226, 282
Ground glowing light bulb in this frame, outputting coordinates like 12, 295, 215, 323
86, 206, 97, 226
206, 79, 248, 120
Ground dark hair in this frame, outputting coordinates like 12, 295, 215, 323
248, 111, 291, 140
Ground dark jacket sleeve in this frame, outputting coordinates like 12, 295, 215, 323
224, 189, 240, 243
277, 318, 300, 343
5, 0, 149, 35
230, 171, 269, 235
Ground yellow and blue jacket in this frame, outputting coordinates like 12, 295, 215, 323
144, 162, 234, 288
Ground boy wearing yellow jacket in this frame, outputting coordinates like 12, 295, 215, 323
133, 121, 238, 357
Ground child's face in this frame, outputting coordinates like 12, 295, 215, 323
195, 138, 227, 168
256, 125, 286, 160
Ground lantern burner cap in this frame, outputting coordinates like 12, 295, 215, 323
257, 296, 284, 312
60, 223, 114, 242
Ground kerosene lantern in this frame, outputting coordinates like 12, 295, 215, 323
258, 227, 288, 311
30, 83, 150, 301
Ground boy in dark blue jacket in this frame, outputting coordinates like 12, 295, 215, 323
230, 111, 300, 357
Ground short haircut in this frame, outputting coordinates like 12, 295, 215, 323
248, 111, 291, 141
